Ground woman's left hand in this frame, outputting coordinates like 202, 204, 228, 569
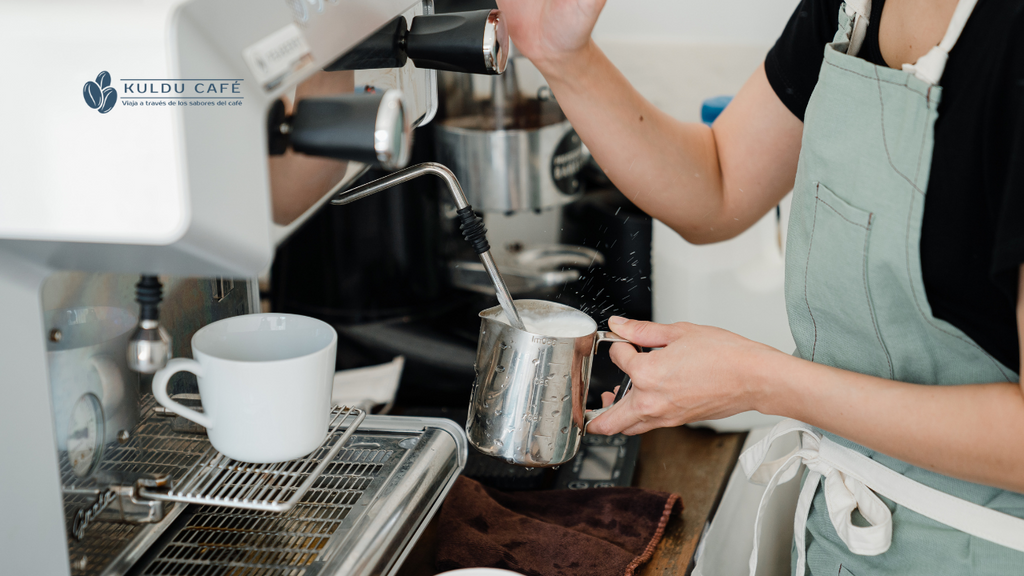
587, 316, 783, 436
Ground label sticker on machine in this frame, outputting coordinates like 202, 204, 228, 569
551, 129, 585, 196
243, 23, 314, 92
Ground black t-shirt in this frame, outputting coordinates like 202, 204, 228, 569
766, 0, 1024, 373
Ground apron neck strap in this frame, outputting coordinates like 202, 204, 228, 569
845, 0, 872, 57
901, 0, 979, 85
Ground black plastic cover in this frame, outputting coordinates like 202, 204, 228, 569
289, 93, 384, 164
405, 10, 494, 74
326, 16, 409, 71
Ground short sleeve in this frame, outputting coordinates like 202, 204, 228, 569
991, 21, 1024, 302
765, 0, 844, 121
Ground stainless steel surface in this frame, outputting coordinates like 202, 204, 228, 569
126, 320, 171, 374
132, 417, 466, 576
318, 427, 462, 576
331, 161, 469, 209
467, 299, 634, 467
60, 393, 466, 576
450, 244, 605, 296
332, 162, 527, 331
61, 396, 216, 576
376, 89, 413, 169
435, 120, 584, 213
482, 10, 509, 74
48, 306, 141, 459
140, 406, 367, 512
478, 251, 525, 331
65, 472, 174, 540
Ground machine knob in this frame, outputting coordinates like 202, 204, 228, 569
326, 10, 508, 75
284, 89, 411, 170
405, 9, 508, 74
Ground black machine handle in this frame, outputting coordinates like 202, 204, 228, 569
327, 9, 508, 75
268, 90, 410, 170
406, 9, 507, 74
325, 16, 409, 72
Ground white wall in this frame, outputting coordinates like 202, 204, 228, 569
593, 0, 800, 45
582, 0, 799, 355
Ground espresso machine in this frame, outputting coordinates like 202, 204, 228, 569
269, 0, 614, 411
0, 1, 511, 574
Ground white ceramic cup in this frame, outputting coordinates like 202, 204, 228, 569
152, 313, 337, 463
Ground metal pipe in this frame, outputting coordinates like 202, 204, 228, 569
331, 162, 526, 331
332, 162, 469, 208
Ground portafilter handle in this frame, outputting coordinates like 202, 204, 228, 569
332, 163, 527, 331
326, 10, 508, 75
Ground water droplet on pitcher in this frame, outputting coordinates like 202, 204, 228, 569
500, 342, 509, 350
495, 409, 502, 416
494, 439, 503, 447
532, 358, 540, 365
561, 395, 570, 402
496, 365, 505, 373
552, 410, 560, 416
506, 458, 515, 464
560, 427, 569, 434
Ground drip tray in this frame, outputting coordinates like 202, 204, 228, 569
63, 397, 467, 576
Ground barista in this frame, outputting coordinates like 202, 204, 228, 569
496, 0, 1024, 574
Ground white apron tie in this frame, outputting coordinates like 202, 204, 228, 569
844, 0, 980, 85
740, 419, 1024, 576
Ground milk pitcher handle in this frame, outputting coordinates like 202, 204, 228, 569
584, 331, 640, 430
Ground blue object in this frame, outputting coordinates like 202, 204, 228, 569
701, 95, 733, 126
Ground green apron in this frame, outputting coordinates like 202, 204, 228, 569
739, 0, 1024, 574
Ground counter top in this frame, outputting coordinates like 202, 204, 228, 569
396, 425, 745, 576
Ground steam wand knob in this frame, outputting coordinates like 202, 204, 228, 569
267, 89, 411, 171
127, 275, 172, 374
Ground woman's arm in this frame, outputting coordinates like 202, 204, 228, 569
590, 264, 1024, 494
495, 0, 803, 243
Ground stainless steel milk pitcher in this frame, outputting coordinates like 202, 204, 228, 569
467, 300, 636, 467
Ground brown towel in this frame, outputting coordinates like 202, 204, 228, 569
435, 477, 683, 576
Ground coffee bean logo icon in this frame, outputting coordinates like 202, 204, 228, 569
83, 71, 117, 114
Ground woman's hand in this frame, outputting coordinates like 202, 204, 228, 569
587, 316, 782, 436
494, 0, 606, 73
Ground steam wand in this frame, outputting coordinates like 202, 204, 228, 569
332, 162, 527, 331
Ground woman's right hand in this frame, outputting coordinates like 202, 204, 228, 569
494, 0, 606, 74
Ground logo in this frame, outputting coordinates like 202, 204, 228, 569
551, 129, 585, 196
83, 71, 118, 114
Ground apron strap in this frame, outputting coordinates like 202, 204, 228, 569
741, 419, 1024, 576
902, 0, 979, 85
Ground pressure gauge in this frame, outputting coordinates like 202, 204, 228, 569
67, 393, 104, 478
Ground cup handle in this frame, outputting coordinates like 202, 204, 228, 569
152, 358, 213, 430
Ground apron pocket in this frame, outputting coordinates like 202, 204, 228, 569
800, 182, 894, 377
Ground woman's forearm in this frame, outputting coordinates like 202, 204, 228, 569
538, 42, 725, 240
759, 353, 1024, 494
536, 42, 802, 243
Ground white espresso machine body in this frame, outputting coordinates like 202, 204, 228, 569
0, 1, 442, 574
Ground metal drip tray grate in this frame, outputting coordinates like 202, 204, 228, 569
62, 397, 466, 576
139, 448, 390, 576
139, 406, 366, 512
